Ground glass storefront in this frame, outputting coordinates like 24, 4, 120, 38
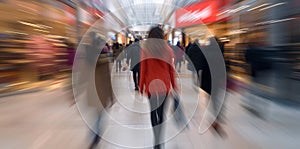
0, 0, 76, 94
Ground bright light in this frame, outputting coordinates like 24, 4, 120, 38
37, 24, 53, 29
18, 21, 52, 30
260, 2, 287, 11
175, 31, 181, 36
247, 3, 271, 11
217, 10, 230, 16
230, 5, 250, 13
45, 35, 68, 39
5, 30, 28, 35
18, 21, 42, 28
255, 18, 295, 25
34, 29, 50, 33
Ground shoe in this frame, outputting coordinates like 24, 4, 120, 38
211, 122, 227, 138
89, 135, 101, 149
154, 145, 161, 149
135, 87, 139, 91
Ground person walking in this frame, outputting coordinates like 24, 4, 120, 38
186, 39, 210, 90
126, 38, 141, 91
174, 41, 184, 73
139, 26, 177, 149
187, 37, 226, 137
112, 42, 122, 72
244, 38, 270, 119
62, 39, 76, 105
85, 32, 115, 149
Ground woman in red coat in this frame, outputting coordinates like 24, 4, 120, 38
139, 26, 177, 149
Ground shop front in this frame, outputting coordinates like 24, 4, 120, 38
174, 0, 232, 47
0, 0, 77, 94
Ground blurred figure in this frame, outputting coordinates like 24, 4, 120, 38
112, 42, 122, 72
126, 40, 133, 48
27, 35, 57, 81
207, 36, 227, 137
244, 38, 270, 119
126, 38, 141, 91
102, 43, 110, 54
85, 32, 101, 149
185, 41, 192, 51
185, 41, 193, 57
245, 40, 270, 78
187, 37, 226, 137
139, 26, 177, 149
174, 41, 184, 73
187, 39, 210, 90
63, 39, 76, 105
186, 40, 199, 86
63, 40, 76, 68
85, 32, 114, 149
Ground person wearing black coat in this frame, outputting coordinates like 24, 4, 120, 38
187, 37, 227, 137
187, 40, 211, 94
126, 38, 141, 91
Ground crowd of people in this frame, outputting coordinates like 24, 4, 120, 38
80, 26, 228, 149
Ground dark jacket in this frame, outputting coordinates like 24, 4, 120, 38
112, 43, 122, 59
187, 43, 211, 94
245, 46, 271, 77
187, 43, 210, 71
126, 42, 141, 71
185, 43, 192, 55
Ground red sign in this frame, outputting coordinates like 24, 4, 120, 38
64, 5, 76, 25
176, 0, 218, 28
91, 8, 104, 18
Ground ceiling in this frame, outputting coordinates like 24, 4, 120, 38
99, 0, 203, 31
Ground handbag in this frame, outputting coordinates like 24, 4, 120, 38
173, 91, 189, 129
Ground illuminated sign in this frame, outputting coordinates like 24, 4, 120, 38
175, 0, 223, 27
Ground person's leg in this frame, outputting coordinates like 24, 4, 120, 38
118, 60, 122, 71
149, 95, 160, 148
115, 59, 118, 72
89, 111, 102, 149
192, 71, 196, 86
132, 70, 138, 90
175, 60, 179, 72
149, 95, 159, 127
115, 60, 121, 72
149, 94, 167, 149
195, 70, 201, 87
137, 69, 140, 87
177, 60, 181, 72
157, 96, 166, 124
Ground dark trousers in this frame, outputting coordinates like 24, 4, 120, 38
132, 70, 140, 88
148, 93, 167, 148
196, 69, 211, 94
116, 60, 121, 72
89, 111, 103, 149
175, 60, 182, 71
131, 64, 140, 89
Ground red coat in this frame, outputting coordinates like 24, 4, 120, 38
139, 46, 177, 96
